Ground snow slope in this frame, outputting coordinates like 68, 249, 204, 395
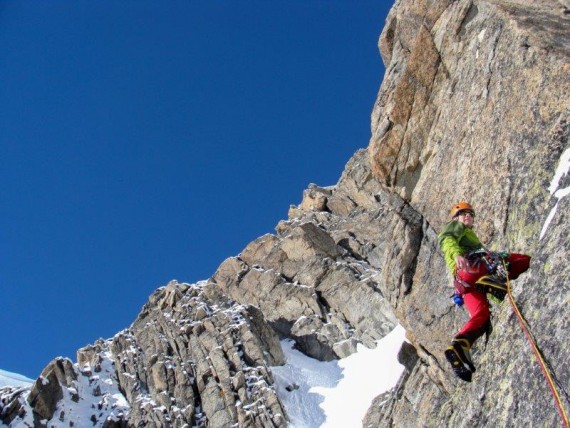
272, 325, 406, 428
0, 369, 33, 388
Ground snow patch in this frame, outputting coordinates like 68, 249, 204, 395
272, 325, 406, 428
541, 148, 570, 239
548, 148, 570, 194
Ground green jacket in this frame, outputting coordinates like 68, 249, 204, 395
438, 221, 483, 272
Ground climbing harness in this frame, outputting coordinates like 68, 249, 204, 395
505, 265, 570, 428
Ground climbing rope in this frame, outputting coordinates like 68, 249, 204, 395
505, 268, 570, 428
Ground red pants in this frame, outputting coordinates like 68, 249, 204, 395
457, 290, 490, 339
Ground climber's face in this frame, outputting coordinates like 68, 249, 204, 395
456, 210, 475, 228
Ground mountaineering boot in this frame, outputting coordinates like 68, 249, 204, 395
445, 346, 472, 382
445, 339, 476, 382
475, 274, 508, 301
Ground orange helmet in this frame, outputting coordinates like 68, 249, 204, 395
449, 201, 475, 218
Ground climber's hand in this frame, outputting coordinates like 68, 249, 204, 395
455, 256, 468, 271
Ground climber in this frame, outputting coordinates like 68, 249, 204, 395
438, 202, 531, 382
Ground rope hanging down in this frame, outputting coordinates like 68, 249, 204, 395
505, 268, 570, 428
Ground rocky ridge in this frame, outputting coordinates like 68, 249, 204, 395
0, 149, 407, 427
1, 282, 286, 427
1, 0, 569, 427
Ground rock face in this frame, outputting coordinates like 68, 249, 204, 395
1, 0, 569, 427
364, 0, 570, 426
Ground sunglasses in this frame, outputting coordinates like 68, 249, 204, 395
457, 210, 475, 217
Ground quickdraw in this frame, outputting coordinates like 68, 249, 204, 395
479, 250, 509, 279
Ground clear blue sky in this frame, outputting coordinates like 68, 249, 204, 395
0, 1, 393, 378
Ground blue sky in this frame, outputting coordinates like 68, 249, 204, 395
0, 1, 393, 378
